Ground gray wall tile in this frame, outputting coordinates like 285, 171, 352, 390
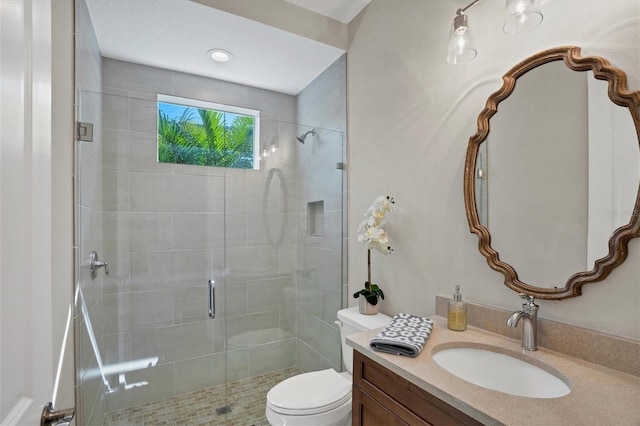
173, 213, 225, 249
226, 311, 280, 349
226, 349, 248, 382
303, 315, 341, 367
129, 98, 157, 133
103, 286, 210, 335
102, 252, 131, 294
129, 131, 172, 173
102, 129, 131, 171
247, 276, 293, 314
174, 353, 227, 394
130, 321, 215, 364
296, 340, 336, 374
129, 173, 224, 213
130, 250, 212, 291
79, 147, 102, 210
102, 92, 130, 130
128, 212, 174, 251
103, 58, 174, 95
172, 72, 250, 107
102, 170, 130, 212
247, 339, 297, 376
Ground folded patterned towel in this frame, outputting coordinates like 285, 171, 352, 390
369, 313, 434, 357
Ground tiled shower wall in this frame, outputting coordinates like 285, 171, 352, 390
98, 58, 303, 412
294, 55, 348, 372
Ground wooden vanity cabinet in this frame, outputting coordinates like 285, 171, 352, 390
352, 350, 482, 426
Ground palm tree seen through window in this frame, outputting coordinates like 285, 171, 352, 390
157, 95, 259, 170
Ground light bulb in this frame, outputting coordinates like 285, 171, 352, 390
447, 13, 477, 64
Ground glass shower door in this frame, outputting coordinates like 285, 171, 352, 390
75, 90, 230, 425
221, 119, 346, 421
75, 89, 346, 425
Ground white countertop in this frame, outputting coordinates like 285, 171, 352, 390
347, 316, 640, 425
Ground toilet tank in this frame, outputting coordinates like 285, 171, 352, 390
337, 307, 391, 373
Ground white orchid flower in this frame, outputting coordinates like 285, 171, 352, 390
355, 196, 396, 302
357, 195, 395, 255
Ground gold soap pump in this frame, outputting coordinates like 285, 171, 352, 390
448, 285, 467, 331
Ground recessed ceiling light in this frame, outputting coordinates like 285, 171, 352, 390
208, 49, 233, 62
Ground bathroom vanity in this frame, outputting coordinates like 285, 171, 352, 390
352, 349, 481, 425
348, 316, 640, 426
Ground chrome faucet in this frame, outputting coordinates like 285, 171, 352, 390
507, 293, 539, 351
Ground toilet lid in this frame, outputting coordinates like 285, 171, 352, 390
266, 369, 351, 415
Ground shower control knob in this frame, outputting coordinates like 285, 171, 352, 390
89, 250, 109, 279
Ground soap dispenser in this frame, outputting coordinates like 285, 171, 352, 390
448, 285, 467, 331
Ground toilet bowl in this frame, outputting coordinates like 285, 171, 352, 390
265, 307, 391, 426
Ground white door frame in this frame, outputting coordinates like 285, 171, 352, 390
0, 0, 74, 424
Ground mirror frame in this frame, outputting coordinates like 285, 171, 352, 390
464, 46, 640, 300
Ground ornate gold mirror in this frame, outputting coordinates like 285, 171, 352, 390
464, 46, 640, 300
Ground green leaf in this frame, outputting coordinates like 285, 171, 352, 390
365, 293, 379, 305
158, 106, 255, 169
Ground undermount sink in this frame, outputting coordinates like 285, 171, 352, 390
432, 346, 571, 399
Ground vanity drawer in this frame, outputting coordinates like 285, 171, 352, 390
353, 350, 482, 426
352, 385, 418, 426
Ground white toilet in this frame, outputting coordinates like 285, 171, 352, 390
265, 307, 391, 426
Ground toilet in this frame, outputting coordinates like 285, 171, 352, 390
265, 307, 391, 426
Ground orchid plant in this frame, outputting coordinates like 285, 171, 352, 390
353, 195, 395, 305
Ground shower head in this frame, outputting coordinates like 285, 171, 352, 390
297, 128, 316, 144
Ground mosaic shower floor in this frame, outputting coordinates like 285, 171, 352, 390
103, 367, 301, 426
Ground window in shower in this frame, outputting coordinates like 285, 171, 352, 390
157, 94, 260, 169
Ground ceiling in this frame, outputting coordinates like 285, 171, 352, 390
85, 0, 369, 95
283, 0, 371, 24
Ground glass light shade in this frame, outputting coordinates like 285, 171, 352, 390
447, 14, 477, 64
503, 0, 543, 35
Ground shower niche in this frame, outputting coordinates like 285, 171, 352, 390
308, 201, 325, 236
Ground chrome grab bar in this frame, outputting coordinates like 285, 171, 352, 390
208, 280, 215, 319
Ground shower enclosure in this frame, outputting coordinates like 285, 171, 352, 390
74, 54, 347, 423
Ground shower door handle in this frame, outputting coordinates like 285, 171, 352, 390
208, 280, 215, 319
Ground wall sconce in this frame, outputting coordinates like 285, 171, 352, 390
447, 0, 543, 64
504, 0, 543, 34
447, 9, 477, 64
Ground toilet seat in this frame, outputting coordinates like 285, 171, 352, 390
266, 369, 351, 416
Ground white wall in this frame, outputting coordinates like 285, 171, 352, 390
347, 0, 640, 340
